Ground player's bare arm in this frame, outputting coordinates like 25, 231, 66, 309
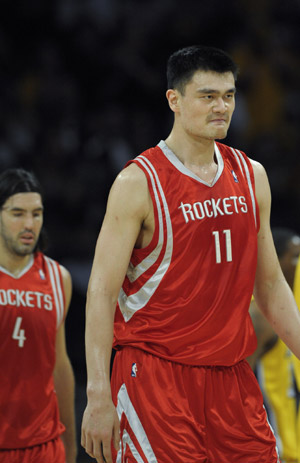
247, 298, 277, 369
54, 266, 77, 463
251, 160, 300, 359
81, 163, 152, 463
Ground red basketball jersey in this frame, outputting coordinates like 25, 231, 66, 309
0, 252, 65, 449
113, 141, 259, 366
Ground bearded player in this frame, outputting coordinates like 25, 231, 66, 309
0, 168, 77, 463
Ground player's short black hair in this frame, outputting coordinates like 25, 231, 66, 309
167, 45, 239, 94
272, 227, 299, 259
0, 168, 47, 252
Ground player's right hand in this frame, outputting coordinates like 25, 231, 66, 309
81, 399, 120, 463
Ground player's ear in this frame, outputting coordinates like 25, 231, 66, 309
166, 89, 180, 113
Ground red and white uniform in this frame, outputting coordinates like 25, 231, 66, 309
0, 252, 65, 450
111, 142, 280, 463
113, 140, 259, 366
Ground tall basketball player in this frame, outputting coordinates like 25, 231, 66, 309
81, 45, 300, 463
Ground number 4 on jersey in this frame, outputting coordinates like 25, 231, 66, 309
12, 317, 26, 347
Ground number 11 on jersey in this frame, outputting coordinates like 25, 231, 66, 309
12, 317, 26, 347
212, 230, 232, 264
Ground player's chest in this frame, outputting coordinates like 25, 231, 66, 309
163, 169, 254, 228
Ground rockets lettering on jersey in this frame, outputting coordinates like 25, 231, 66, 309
179, 195, 247, 223
0, 253, 64, 327
0, 289, 53, 310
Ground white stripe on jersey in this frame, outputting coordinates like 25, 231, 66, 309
118, 430, 144, 463
118, 157, 173, 322
45, 257, 64, 328
230, 147, 245, 178
116, 383, 158, 463
230, 148, 257, 228
125, 157, 165, 283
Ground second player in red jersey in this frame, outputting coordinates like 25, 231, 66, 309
0, 169, 77, 463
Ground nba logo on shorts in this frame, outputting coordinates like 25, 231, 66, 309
131, 363, 138, 377
231, 170, 238, 183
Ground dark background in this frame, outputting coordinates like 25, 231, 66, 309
1, 0, 299, 460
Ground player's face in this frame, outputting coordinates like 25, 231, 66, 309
173, 70, 236, 141
0, 193, 43, 257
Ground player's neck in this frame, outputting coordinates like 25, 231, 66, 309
164, 132, 218, 184
0, 247, 33, 276
165, 131, 215, 166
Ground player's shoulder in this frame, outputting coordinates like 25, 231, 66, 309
107, 145, 161, 218
37, 251, 57, 268
112, 159, 150, 197
37, 252, 71, 282
119, 161, 147, 182
216, 140, 248, 159
58, 264, 71, 282
216, 141, 266, 175
108, 165, 147, 211
248, 158, 266, 176
114, 143, 164, 185
103, 163, 149, 224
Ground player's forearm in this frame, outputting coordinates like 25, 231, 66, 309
254, 279, 300, 359
54, 360, 77, 462
85, 286, 116, 401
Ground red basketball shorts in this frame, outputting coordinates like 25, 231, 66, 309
0, 437, 65, 463
111, 347, 280, 463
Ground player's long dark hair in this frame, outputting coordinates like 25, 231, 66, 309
0, 168, 48, 252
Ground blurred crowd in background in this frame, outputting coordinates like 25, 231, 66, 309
1, 0, 300, 459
